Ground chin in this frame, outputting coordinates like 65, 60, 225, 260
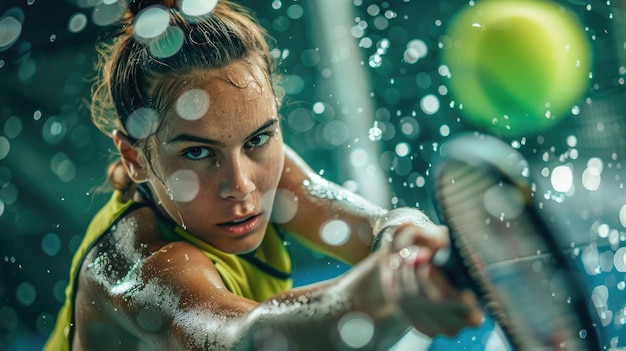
230, 231, 265, 255
233, 239, 263, 255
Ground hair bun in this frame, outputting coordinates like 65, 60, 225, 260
127, 0, 179, 17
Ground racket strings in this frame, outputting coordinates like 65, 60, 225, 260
437, 162, 527, 348
436, 160, 591, 351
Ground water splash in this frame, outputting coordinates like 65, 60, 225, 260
368, 38, 390, 68
368, 121, 382, 141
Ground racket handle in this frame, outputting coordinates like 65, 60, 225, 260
433, 246, 475, 292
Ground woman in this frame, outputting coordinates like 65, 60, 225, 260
45, 0, 482, 349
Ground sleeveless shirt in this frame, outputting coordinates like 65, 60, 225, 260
44, 190, 292, 350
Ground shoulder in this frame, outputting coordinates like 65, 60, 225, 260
78, 206, 221, 296
73, 207, 246, 348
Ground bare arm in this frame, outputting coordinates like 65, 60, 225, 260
76, 232, 403, 350
74, 209, 481, 351
277, 145, 432, 265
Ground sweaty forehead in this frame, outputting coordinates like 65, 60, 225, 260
199, 59, 271, 97
164, 59, 273, 117
158, 60, 277, 136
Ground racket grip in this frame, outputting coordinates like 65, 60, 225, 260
433, 246, 475, 292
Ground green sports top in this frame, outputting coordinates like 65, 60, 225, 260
44, 190, 293, 350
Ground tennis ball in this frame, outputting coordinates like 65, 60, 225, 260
441, 0, 592, 136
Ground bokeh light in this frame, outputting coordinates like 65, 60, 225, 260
148, 25, 184, 58
268, 188, 298, 224
337, 311, 374, 348
92, 0, 125, 26
125, 107, 160, 140
551, 165, 574, 193
166, 169, 200, 202
134, 6, 170, 40
176, 88, 210, 121
67, 12, 88, 33
180, 0, 217, 17
320, 219, 350, 246
1, 0, 625, 350
0, 8, 24, 51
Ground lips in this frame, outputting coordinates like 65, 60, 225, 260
217, 214, 263, 237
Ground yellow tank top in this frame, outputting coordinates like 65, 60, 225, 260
44, 191, 292, 350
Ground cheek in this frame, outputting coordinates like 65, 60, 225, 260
264, 143, 285, 185
150, 164, 218, 207
164, 169, 202, 202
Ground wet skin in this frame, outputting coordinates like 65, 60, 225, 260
72, 61, 483, 350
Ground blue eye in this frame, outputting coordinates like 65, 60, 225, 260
245, 133, 270, 150
183, 147, 212, 160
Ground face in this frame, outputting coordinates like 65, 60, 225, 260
143, 61, 284, 254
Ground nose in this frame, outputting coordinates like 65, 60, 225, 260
219, 155, 256, 201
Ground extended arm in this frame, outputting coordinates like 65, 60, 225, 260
75, 231, 402, 350
277, 145, 434, 264
74, 210, 480, 351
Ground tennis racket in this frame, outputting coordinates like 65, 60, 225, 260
429, 133, 602, 351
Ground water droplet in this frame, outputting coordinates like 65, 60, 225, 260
312, 102, 325, 114
395, 142, 410, 157
368, 53, 382, 68
368, 121, 382, 141
68, 12, 88, 33
420, 94, 440, 115
439, 124, 450, 137
551, 165, 573, 193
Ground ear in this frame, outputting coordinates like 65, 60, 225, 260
113, 130, 148, 183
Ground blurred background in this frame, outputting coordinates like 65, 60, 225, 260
1, 0, 626, 350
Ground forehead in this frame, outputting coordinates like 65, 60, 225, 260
169, 60, 276, 123
156, 61, 277, 138
204, 64, 270, 106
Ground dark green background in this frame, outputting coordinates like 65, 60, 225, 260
1, 0, 626, 349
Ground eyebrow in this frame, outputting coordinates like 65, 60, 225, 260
165, 119, 279, 146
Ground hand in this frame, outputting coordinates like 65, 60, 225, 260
381, 224, 484, 337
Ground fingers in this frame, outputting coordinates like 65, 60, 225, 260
408, 298, 484, 337
382, 241, 484, 338
390, 224, 450, 254
392, 262, 482, 337
379, 223, 483, 337
396, 272, 484, 337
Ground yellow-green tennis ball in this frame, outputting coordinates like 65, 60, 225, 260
441, 0, 592, 136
